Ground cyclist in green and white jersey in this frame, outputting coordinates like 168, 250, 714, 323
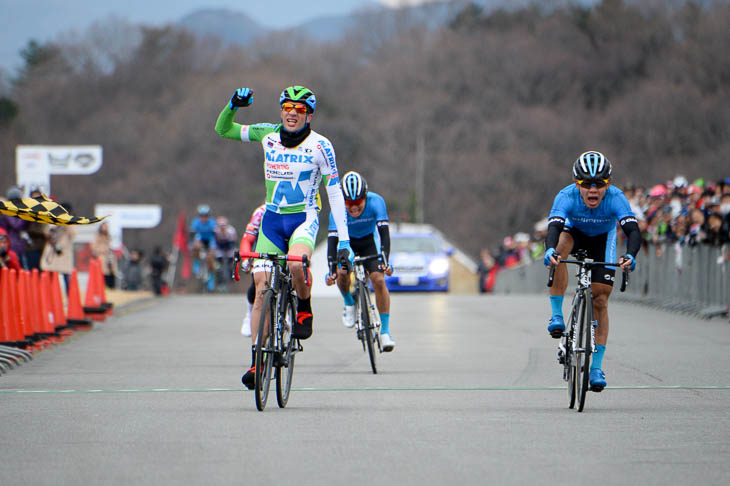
215, 85, 353, 389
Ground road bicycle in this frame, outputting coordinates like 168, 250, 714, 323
350, 254, 384, 374
235, 251, 309, 411
547, 249, 628, 412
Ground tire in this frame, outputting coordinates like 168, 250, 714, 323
360, 286, 377, 374
276, 293, 297, 408
576, 292, 592, 412
255, 290, 275, 411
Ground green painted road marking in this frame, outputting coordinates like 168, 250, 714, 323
1, 385, 729, 395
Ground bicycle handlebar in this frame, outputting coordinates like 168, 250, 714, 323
546, 257, 629, 292
236, 251, 311, 286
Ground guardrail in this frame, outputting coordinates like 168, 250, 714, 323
493, 244, 729, 318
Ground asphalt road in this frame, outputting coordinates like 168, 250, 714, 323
1, 293, 729, 485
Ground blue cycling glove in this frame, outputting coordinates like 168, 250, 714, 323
229, 88, 254, 110
337, 240, 354, 272
543, 248, 557, 267
621, 254, 636, 271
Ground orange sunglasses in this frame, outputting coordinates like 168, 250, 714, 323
281, 102, 308, 114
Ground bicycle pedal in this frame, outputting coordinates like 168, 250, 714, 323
590, 385, 604, 393
550, 330, 563, 339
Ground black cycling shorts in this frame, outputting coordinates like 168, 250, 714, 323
350, 234, 384, 274
563, 227, 616, 287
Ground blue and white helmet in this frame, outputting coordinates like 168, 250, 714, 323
341, 171, 368, 201
573, 151, 612, 180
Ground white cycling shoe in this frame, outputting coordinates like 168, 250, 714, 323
342, 305, 356, 328
241, 314, 251, 337
380, 333, 396, 352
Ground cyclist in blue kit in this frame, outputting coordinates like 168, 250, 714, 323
543, 151, 641, 392
326, 172, 396, 351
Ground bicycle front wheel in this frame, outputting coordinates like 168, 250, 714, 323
255, 290, 275, 411
276, 293, 297, 408
359, 285, 377, 374
575, 292, 592, 412
565, 302, 578, 409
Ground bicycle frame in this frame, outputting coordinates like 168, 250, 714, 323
235, 251, 309, 410
547, 250, 629, 411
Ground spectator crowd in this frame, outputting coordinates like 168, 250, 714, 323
479, 176, 730, 293
0, 187, 244, 297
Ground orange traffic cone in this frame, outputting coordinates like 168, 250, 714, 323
7, 268, 24, 343
0, 267, 10, 343
29, 269, 50, 349
40, 271, 62, 343
83, 259, 106, 322
67, 269, 92, 330
18, 270, 35, 341
94, 257, 114, 316
50, 272, 72, 337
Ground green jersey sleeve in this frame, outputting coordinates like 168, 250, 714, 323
214, 105, 280, 142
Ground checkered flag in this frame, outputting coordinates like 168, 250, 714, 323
0, 194, 107, 225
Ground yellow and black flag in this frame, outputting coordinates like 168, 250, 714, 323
0, 194, 107, 225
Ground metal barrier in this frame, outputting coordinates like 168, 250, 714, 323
493, 244, 729, 318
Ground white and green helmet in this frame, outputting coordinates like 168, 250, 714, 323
279, 85, 316, 112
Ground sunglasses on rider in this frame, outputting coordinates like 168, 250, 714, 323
345, 198, 366, 207
577, 179, 609, 189
281, 102, 308, 114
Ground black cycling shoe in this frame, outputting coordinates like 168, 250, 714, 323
241, 367, 256, 390
293, 312, 313, 340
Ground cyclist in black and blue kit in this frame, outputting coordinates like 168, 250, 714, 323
543, 151, 641, 392
326, 172, 396, 351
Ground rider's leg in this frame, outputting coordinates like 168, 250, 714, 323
371, 270, 395, 350
242, 269, 269, 389
249, 270, 269, 347
547, 231, 573, 335
288, 242, 314, 339
336, 268, 355, 305
370, 271, 390, 331
590, 282, 612, 371
336, 267, 356, 328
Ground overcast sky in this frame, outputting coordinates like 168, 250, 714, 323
1, 0, 436, 73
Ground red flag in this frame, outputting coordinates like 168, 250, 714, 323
173, 211, 191, 280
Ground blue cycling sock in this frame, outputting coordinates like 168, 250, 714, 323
342, 291, 355, 306
380, 313, 390, 335
549, 295, 564, 318
591, 344, 606, 370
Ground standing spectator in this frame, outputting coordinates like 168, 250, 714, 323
0, 186, 30, 267
23, 186, 48, 270
149, 246, 169, 296
703, 213, 730, 247
122, 249, 144, 291
0, 227, 21, 276
40, 202, 77, 292
90, 222, 117, 289
477, 247, 495, 293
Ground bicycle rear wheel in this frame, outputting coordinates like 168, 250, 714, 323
276, 293, 297, 408
255, 290, 275, 411
575, 293, 592, 412
360, 285, 377, 374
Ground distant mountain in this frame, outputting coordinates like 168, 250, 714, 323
178, 9, 268, 45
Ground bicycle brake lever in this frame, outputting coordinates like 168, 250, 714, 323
232, 255, 240, 281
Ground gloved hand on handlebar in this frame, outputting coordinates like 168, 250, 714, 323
229, 88, 254, 110
544, 248, 559, 267
240, 258, 253, 273
337, 240, 354, 272
619, 254, 636, 271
